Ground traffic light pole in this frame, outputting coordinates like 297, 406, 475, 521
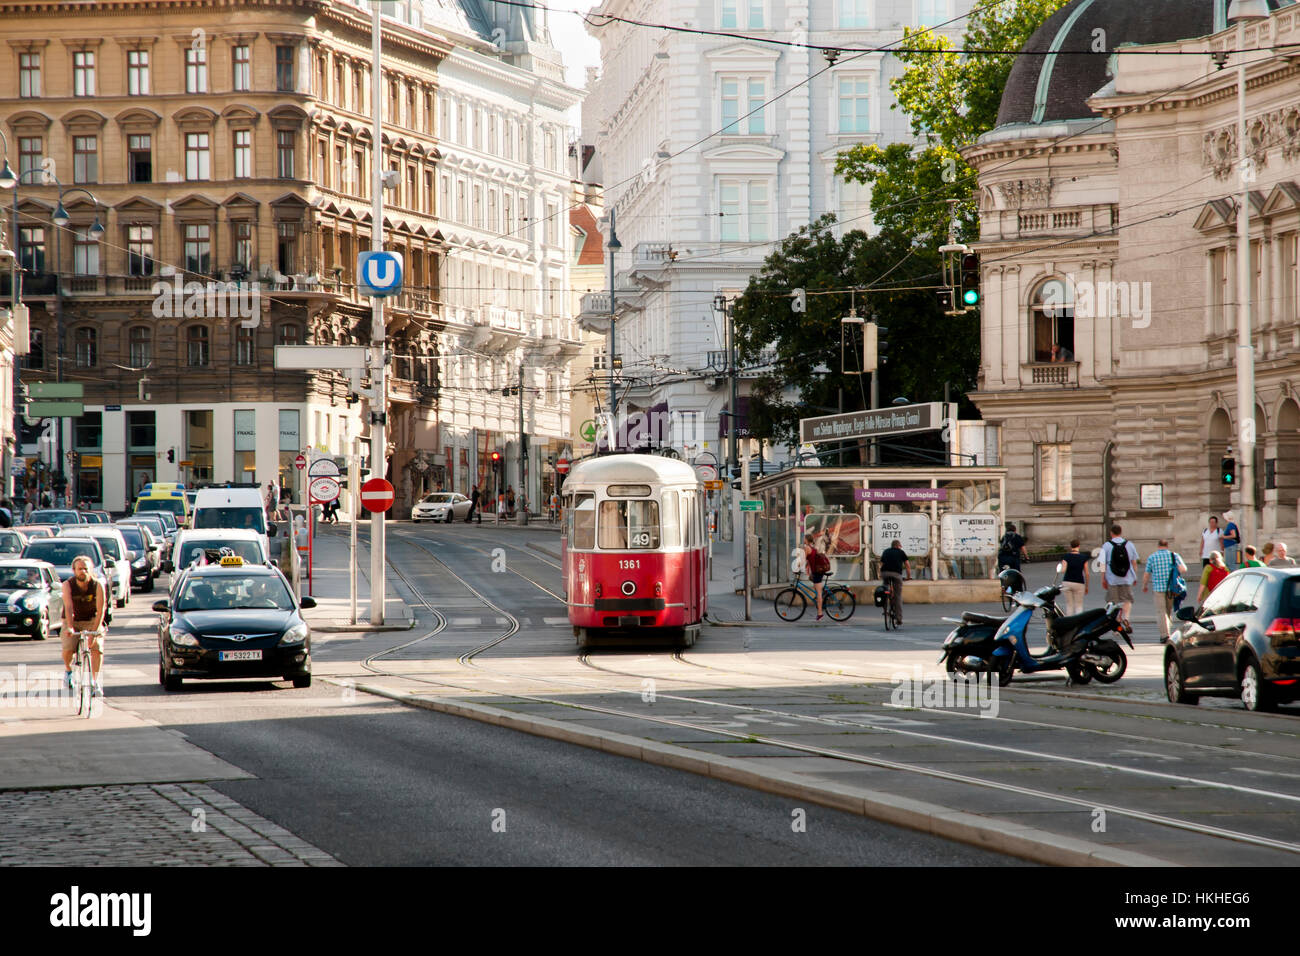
368, 5, 386, 626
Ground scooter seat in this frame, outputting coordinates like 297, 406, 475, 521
1049, 607, 1108, 633
961, 611, 1005, 626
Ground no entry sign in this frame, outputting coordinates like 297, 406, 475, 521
294, 454, 306, 470
360, 477, 395, 513
556, 458, 570, 474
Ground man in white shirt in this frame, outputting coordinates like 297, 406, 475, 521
1101, 523, 1140, 626
1200, 515, 1222, 568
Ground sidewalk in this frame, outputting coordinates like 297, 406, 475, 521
299, 525, 414, 632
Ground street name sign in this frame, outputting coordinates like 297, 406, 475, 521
28, 383, 84, 399
800, 402, 957, 445
856, 488, 949, 502
739, 499, 763, 512
26, 401, 84, 418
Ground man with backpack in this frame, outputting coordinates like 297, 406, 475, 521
997, 522, 1027, 572
1101, 523, 1140, 626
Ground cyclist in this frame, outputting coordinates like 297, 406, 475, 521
61, 555, 107, 697
879, 538, 911, 627
803, 533, 831, 621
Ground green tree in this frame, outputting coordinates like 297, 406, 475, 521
732, 217, 978, 461
835, 0, 1070, 241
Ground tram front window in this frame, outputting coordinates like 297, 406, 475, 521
599, 500, 660, 550
572, 493, 595, 549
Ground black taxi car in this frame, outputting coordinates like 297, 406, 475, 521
153, 556, 317, 690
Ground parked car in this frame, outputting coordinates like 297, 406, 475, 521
0, 529, 28, 556
20, 536, 114, 625
115, 523, 160, 591
66, 527, 133, 607
14, 525, 58, 541
411, 492, 473, 523
119, 514, 174, 569
29, 509, 84, 527
154, 556, 315, 690
0, 560, 64, 640
1166, 567, 1300, 712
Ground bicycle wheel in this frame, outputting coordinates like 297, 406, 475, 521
882, 594, 894, 630
76, 644, 93, 718
774, 587, 807, 622
824, 586, 855, 622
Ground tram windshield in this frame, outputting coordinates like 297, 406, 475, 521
599, 500, 660, 550
571, 494, 596, 550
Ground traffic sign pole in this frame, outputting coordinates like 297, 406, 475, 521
349, 442, 360, 626
370, 0, 387, 627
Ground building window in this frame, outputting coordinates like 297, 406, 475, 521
185, 46, 207, 93
917, 0, 950, 27
186, 409, 214, 483
127, 410, 155, 449
231, 220, 253, 270
1037, 444, 1072, 502
127, 224, 154, 275
19, 52, 40, 97
187, 325, 210, 367
837, 76, 871, 133
73, 229, 99, 275
185, 132, 210, 180
334, 61, 344, 106
278, 323, 300, 345
73, 50, 95, 96
126, 49, 149, 95
25, 329, 44, 370
73, 135, 97, 183
235, 325, 255, 365
128, 134, 152, 183
277, 130, 295, 178
232, 129, 252, 178
19, 227, 45, 273
721, 77, 766, 134
233, 44, 251, 91
839, 0, 870, 28
19, 137, 41, 177
275, 45, 295, 91
719, 179, 770, 242
352, 69, 361, 112
1031, 278, 1075, 363
721, 0, 763, 29
353, 150, 364, 197
74, 327, 97, 367
184, 223, 211, 274
129, 326, 152, 367
277, 222, 298, 274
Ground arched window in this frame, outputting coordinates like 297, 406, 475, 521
74, 327, 97, 367
187, 324, 209, 367
1031, 278, 1074, 363
278, 323, 300, 345
129, 325, 151, 367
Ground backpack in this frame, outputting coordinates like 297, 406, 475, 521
811, 551, 831, 575
1108, 539, 1131, 578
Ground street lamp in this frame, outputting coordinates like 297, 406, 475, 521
606, 208, 621, 430
1228, 0, 1267, 555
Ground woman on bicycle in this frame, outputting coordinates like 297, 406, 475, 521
61, 555, 107, 697
804, 534, 830, 621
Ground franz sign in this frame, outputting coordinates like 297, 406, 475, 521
800, 402, 957, 445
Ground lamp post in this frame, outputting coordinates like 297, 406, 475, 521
606, 207, 621, 441
0, 132, 17, 500
1229, 0, 1267, 556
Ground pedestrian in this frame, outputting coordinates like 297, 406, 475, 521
1101, 523, 1139, 626
466, 485, 482, 523
1199, 515, 1223, 568
1197, 551, 1230, 603
879, 538, 911, 626
497, 490, 507, 521
1142, 540, 1188, 643
1222, 510, 1240, 569
1268, 542, 1297, 568
1242, 544, 1263, 568
265, 482, 277, 522
997, 522, 1027, 572
1056, 539, 1090, 615
506, 485, 516, 518
1261, 541, 1275, 565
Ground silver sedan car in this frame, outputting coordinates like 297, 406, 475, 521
411, 492, 472, 523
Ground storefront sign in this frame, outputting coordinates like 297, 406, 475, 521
855, 488, 948, 502
940, 513, 999, 557
804, 513, 862, 556
800, 402, 953, 445
872, 513, 931, 556
1139, 483, 1163, 509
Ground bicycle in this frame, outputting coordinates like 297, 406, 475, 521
70, 628, 104, 718
773, 572, 855, 622
879, 579, 902, 630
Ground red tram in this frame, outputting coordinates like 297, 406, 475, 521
561, 454, 708, 649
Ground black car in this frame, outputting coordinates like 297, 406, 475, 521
0, 560, 64, 640
154, 558, 316, 690
1166, 567, 1300, 712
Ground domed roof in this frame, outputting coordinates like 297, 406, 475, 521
994, 0, 1287, 128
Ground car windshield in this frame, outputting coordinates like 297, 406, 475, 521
421, 494, 454, 503
178, 540, 263, 567
194, 507, 266, 534
117, 527, 144, 550
24, 540, 100, 566
32, 511, 78, 525
18, 528, 51, 539
176, 574, 294, 611
90, 537, 122, 560
139, 500, 185, 519
0, 533, 23, 554
81, 513, 106, 524
0, 566, 44, 588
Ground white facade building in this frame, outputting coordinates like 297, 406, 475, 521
580, 0, 971, 462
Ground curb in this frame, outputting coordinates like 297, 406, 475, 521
313, 623, 415, 633
326, 678, 1175, 868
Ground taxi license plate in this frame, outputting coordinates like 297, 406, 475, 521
219, 650, 262, 662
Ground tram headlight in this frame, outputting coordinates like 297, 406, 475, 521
654, 582, 662, 597
621, 580, 636, 596
594, 582, 602, 598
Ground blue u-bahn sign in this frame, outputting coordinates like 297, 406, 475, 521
357, 251, 404, 297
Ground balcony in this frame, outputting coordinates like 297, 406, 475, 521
1024, 362, 1079, 387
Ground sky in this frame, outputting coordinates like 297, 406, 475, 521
546, 0, 604, 89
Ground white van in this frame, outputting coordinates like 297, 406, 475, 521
191, 488, 276, 559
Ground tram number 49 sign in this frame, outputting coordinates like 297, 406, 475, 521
360, 477, 395, 513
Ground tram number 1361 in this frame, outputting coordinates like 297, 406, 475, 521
618, 559, 641, 570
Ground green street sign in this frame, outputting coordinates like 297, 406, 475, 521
26, 400, 84, 418
739, 499, 763, 512
28, 382, 84, 399
579, 419, 598, 443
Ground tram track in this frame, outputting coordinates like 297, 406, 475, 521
332, 527, 1300, 860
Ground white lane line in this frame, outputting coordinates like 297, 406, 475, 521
542, 617, 569, 625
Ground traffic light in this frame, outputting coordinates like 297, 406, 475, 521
960, 253, 980, 309
345, 391, 360, 406
1221, 456, 1236, 486
937, 288, 957, 314
490, 451, 502, 473
167, 448, 175, 463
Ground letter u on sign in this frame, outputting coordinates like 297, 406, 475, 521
357, 251, 404, 297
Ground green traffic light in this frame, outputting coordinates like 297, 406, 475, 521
963, 289, 979, 306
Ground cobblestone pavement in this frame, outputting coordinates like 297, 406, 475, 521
0, 783, 342, 866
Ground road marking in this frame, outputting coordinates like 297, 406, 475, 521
1234, 767, 1300, 781
1114, 749, 1182, 762
543, 617, 568, 625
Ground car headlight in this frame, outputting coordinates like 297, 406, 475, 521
22, 596, 39, 610
169, 626, 199, 647
278, 622, 309, 645
133, 558, 148, 568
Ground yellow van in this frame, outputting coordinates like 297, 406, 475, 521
135, 488, 191, 527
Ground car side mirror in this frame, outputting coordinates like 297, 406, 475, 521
299, 596, 316, 609
1175, 606, 1198, 621
152, 599, 169, 613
